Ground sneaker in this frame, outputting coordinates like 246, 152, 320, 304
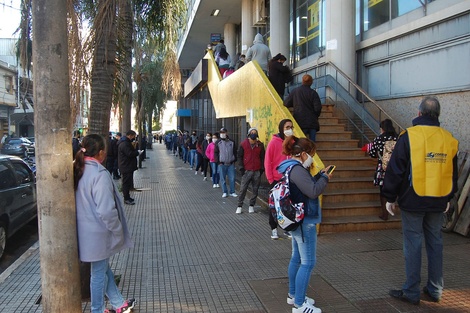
222, 193, 228, 198
248, 206, 254, 213
213, 184, 217, 188
124, 199, 135, 205
287, 295, 315, 306
128, 197, 134, 202
236, 207, 242, 214
216, 184, 220, 188
115, 298, 136, 313
230, 193, 238, 197
284, 231, 292, 239
104, 309, 116, 313
271, 229, 279, 240
203, 177, 207, 181
195, 171, 198, 175
292, 299, 321, 313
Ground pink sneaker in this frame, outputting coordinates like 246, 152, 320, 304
115, 299, 136, 313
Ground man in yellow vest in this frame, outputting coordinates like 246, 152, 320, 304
382, 96, 458, 305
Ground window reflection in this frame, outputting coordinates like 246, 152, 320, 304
292, 0, 324, 63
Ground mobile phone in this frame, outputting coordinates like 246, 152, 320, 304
327, 165, 336, 174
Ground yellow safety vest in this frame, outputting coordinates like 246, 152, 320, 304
407, 125, 458, 197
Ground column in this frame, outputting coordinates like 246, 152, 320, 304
241, 0, 255, 54
269, 0, 290, 59
224, 23, 237, 62
325, 0, 355, 81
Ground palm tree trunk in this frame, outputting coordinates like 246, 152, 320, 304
32, 0, 81, 311
88, 0, 117, 137
119, 0, 134, 133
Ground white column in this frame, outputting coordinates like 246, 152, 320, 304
269, 0, 290, 59
325, 0, 355, 81
241, 0, 255, 54
224, 23, 237, 62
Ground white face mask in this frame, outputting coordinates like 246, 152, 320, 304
284, 129, 294, 137
206, 136, 211, 141
212, 138, 218, 143
302, 153, 313, 169
220, 133, 227, 139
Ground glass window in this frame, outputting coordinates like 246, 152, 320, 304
12, 162, 33, 185
0, 163, 16, 190
293, 0, 324, 63
364, 0, 390, 31
392, 0, 422, 19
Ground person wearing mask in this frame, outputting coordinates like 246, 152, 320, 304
236, 128, 265, 214
214, 128, 238, 198
364, 119, 398, 220
383, 96, 458, 305
205, 132, 220, 188
278, 136, 333, 313
265, 119, 294, 239
202, 132, 213, 181
215, 48, 232, 77
117, 130, 142, 205
74, 134, 135, 313
188, 131, 198, 170
246, 33, 272, 75
269, 53, 292, 99
284, 74, 322, 142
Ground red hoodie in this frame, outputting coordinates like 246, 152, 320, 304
264, 134, 290, 184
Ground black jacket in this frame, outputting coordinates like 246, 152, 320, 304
268, 60, 291, 97
117, 137, 139, 174
381, 115, 458, 212
284, 85, 322, 131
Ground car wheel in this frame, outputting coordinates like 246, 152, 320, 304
0, 222, 6, 259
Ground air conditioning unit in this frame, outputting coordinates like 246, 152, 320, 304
252, 0, 267, 26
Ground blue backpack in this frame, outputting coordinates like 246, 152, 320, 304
268, 164, 305, 231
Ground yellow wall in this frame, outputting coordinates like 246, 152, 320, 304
203, 52, 325, 173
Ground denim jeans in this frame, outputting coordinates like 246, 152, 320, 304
400, 210, 443, 301
189, 149, 197, 168
288, 219, 318, 307
237, 170, 261, 207
210, 162, 219, 184
302, 128, 317, 142
218, 163, 235, 193
181, 146, 188, 163
90, 259, 125, 313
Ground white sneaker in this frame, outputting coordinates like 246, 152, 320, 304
292, 299, 321, 313
216, 184, 220, 188
203, 177, 207, 181
287, 295, 315, 306
235, 207, 242, 214
195, 171, 198, 175
213, 184, 217, 188
271, 229, 279, 240
230, 193, 238, 197
222, 193, 228, 198
248, 206, 254, 213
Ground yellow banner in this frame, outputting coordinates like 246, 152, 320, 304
368, 0, 383, 7
308, 1, 320, 31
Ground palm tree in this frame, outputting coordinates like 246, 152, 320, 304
32, 0, 82, 311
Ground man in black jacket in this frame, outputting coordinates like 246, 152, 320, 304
118, 130, 141, 205
284, 74, 322, 141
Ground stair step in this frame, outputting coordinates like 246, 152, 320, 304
315, 139, 359, 149
321, 166, 375, 178
317, 148, 365, 158
322, 200, 381, 217
328, 176, 375, 189
322, 188, 379, 202
320, 215, 402, 233
318, 156, 376, 167
317, 132, 352, 140
320, 124, 346, 132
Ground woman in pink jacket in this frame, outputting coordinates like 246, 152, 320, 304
264, 119, 293, 239
205, 132, 220, 188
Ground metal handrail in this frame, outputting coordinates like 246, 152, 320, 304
293, 61, 405, 144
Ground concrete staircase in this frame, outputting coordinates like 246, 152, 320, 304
317, 107, 401, 233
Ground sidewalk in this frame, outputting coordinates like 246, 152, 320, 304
0, 143, 469, 313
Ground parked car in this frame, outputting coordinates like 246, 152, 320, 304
0, 137, 35, 157
0, 155, 37, 259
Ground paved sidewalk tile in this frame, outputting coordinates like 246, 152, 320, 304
0, 143, 469, 312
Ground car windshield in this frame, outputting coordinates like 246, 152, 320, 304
7, 139, 23, 145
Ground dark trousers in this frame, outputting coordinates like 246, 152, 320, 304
121, 171, 134, 200
269, 180, 279, 230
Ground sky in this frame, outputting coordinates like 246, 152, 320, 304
0, 1, 21, 38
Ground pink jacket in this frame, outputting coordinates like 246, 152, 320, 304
205, 142, 216, 162
264, 134, 290, 184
